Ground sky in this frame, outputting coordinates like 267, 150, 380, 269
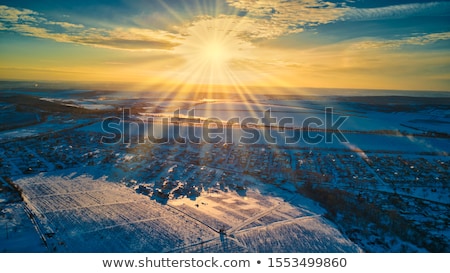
0, 0, 449, 92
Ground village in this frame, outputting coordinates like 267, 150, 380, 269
1, 125, 448, 200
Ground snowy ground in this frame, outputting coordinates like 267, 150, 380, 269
154, 99, 450, 135
0, 178, 46, 252
1, 90, 448, 253
0, 115, 96, 142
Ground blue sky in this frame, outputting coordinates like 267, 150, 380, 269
0, 0, 449, 91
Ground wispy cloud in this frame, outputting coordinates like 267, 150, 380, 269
353, 32, 450, 50
226, 0, 348, 37
177, 14, 288, 43
344, 2, 450, 21
0, 5, 182, 51
0, 5, 40, 23
217, 0, 450, 62
224, 1, 450, 41
45, 21, 85, 29
174, 0, 350, 43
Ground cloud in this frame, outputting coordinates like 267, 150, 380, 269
353, 32, 450, 50
0, 5, 182, 51
176, 0, 349, 43
343, 2, 450, 21
178, 14, 289, 43
226, 0, 348, 37
45, 21, 85, 29
73, 31, 181, 51
0, 5, 39, 23
224, 1, 450, 41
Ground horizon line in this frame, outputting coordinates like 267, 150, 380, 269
0, 80, 449, 94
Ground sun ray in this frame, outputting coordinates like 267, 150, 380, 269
124, 1, 316, 137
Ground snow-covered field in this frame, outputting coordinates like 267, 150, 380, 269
12, 170, 361, 253
156, 100, 450, 134
40, 98, 116, 110
0, 116, 95, 142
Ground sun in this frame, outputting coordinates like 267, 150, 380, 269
195, 35, 235, 69
203, 40, 230, 66
168, 17, 256, 87
173, 31, 237, 85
